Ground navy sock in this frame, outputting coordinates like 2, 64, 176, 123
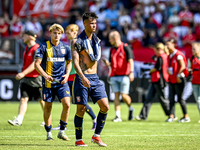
74, 115, 83, 140
86, 104, 96, 120
95, 110, 107, 135
44, 125, 52, 132
60, 120, 67, 130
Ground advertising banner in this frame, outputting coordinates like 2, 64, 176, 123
13, 0, 74, 17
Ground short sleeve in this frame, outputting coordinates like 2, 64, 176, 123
35, 45, 45, 59
65, 45, 72, 60
124, 44, 134, 60
177, 55, 183, 60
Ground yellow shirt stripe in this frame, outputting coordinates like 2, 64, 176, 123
45, 41, 53, 88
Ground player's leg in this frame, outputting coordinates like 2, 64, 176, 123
43, 87, 54, 140
90, 77, 109, 147
120, 76, 134, 120
35, 87, 45, 126
91, 97, 109, 147
57, 96, 71, 141
56, 84, 71, 141
85, 104, 97, 130
8, 83, 30, 126
74, 104, 87, 146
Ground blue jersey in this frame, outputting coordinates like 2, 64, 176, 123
35, 41, 71, 88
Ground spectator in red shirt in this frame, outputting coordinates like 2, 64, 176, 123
182, 28, 196, 48
178, 6, 193, 38
10, 14, 24, 38
163, 26, 178, 43
0, 16, 9, 37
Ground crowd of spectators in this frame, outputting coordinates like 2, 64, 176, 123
0, 0, 200, 50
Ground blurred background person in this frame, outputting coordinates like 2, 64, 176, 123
0, 39, 14, 60
8, 30, 44, 126
166, 39, 190, 123
0, 16, 9, 37
103, 30, 134, 122
135, 43, 170, 121
190, 42, 200, 123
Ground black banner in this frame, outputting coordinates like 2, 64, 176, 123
0, 76, 195, 103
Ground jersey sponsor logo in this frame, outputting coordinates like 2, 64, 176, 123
47, 57, 65, 62
66, 91, 69, 94
76, 96, 80, 102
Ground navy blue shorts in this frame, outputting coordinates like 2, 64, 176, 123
68, 80, 73, 95
43, 83, 70, 102
72, 74, 107, 105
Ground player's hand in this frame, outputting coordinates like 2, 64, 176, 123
15, 72, 25, 80
45, 75, 53, 83
129, 72, 134, 82
176, 76, 182, 83
61, 74, 68, 84
81, 76, 91, 88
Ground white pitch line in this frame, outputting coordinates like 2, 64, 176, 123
1, 134, 198, 138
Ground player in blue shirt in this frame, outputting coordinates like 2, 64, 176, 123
71, 12, 109, 147
35, 23, 72, 141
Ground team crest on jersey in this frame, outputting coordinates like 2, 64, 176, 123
61, 48, 65, 54
43, 94, 46, 100
76, 96, 81, 102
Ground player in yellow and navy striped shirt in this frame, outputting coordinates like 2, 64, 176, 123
35, 23, 72, 141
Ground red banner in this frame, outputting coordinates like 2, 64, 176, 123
14, 0, 74, 18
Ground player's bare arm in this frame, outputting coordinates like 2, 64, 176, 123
71, 39, 91, 88
35, 58, 53, 82
61, 59, 72, 84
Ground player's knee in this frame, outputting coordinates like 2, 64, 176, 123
101, 104, 109, 112
63, 102, 70, 110
20, 97, 28, 103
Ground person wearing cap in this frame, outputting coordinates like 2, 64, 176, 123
8, 30, 45, 126
135, 42, 170, 121
35, 24, 72, 140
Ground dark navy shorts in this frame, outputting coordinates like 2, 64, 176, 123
68, 80, 73, 95
43, 83, 70, 102
72, 74, 108, 105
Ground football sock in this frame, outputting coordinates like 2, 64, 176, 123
47, 132, 52, 137
17, 115, 23, 123
95, 110, 107, 135
94, 133, 100, 137
60, 120, 67, 130
45, 125, 52, 132
116, 110, 121, 118
74, 114, 83, 140
76, 139, 83, 142
129, 106, 133, 111
93, 117, 97, 123
86, 104, 96, 120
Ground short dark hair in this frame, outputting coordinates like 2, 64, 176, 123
167, 39, 176, 43
82, 12, 98, 22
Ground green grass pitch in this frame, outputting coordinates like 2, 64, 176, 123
0, 101, 200, 150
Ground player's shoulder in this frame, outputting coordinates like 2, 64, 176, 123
60, 41, 70, 49
39, 41, 48, 49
